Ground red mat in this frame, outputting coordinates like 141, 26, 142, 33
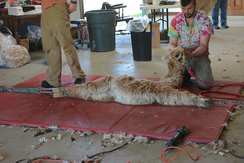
0, 74, 242, 143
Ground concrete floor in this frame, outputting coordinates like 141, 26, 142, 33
0, 16, 244, 163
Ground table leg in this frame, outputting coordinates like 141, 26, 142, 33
162, 9, 164, 29
142, 9, 148, 16
166, 8, 169, 43
153, 9, 155, 22
150, 9, 156, 22
12, 18, 20, 44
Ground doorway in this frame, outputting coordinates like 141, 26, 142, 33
228, 0, 244, 15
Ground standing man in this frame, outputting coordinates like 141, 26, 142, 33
168, 0, 214, 90
211, 0, 229, 29
41, 0, 86, 88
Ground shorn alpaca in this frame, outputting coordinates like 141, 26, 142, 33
52, 47, 211, 108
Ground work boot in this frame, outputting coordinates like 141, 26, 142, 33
41, 80, 56, 88
213, 25, 220, 29
74, 78, 86, 85
221, 24, 229, 28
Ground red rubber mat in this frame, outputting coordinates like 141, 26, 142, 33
0, 74, 242, 143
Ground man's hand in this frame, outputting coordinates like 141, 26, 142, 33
68, 2, 77, 14
185, 52, 195, 59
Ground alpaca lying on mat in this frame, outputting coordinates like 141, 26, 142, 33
52, 47, 211, 108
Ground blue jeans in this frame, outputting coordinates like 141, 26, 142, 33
183, 55, 214, 90
211, 0, 228, 26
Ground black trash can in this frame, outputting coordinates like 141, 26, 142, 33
130, 22, 152, 61
85, 9, 116, 52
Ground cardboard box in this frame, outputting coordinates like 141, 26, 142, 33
152, 22, 160, 48
19, 37, 29, 52
147, 0, 152, 4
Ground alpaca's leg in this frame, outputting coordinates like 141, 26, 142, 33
156, 89, 211, 108
52, 76, 115, 102
195, 95, 212, 108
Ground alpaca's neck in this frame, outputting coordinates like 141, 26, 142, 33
160, 59, 186, 89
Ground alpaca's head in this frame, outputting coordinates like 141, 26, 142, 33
169, 46, 188, 66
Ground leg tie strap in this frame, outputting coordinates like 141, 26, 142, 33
61, 88, 68, 98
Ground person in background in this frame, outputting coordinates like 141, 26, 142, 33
41, 0, 86, 88
168, 0, 214, 90
211, 0, 229, 29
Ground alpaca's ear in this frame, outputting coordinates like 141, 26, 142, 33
170, 46, 184, 54
168, 47, 177, 58
177, 46, 185, 53
169, 47, 177, 53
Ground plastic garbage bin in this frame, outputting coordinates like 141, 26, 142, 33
130, 22, 152, 61
85, 9, 116, 52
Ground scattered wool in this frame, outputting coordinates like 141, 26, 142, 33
226, 139, 243, 146
103, 133, 112, 139
80, 156, 101, 163
102, 133, 134, 145
47, 125, 61, 132
67, 128, 76, 135
56, 134, 62, 140
33, 130, 45, 137
111, 136, 123, 144
126, 134, 135, 140
80, 131, 94, 138
133, 136, 151, 144
39, 137, 50, 143
201, 140, 230, 155
235, 105, 243, 111
218, 151, 225, 156
201, 145, 219, 155
31, 143, 42, 150
101, 140, 114, 147
227, 110, 242, 118
221, 122, 229, 130
52, 134, 62, 141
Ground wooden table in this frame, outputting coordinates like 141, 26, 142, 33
0, 14, 41, 44
140, 3, 181, 43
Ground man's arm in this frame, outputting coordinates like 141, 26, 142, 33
186, 35, 211, 59
68, 0, 77, 14
169, 37, 178, 51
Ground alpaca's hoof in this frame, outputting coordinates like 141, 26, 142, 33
197, 96, 212, 108
203, 99, 212, 108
